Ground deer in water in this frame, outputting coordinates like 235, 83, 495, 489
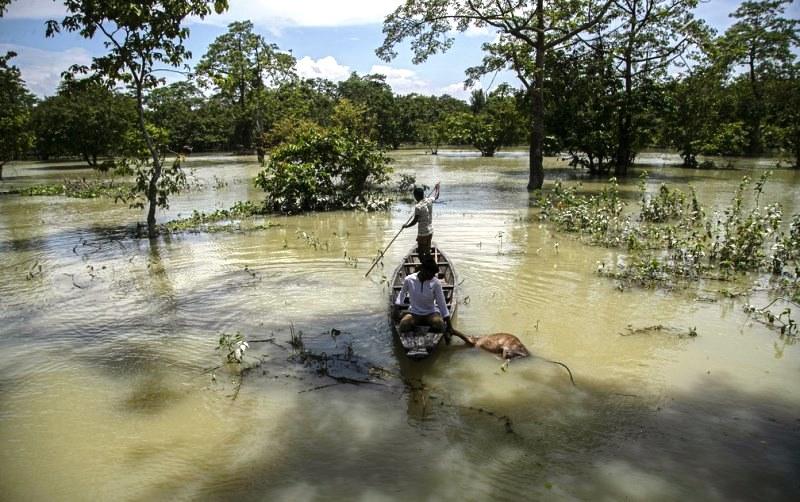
451, 329, 530, 369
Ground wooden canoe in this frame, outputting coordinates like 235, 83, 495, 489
389, 245, 458, 359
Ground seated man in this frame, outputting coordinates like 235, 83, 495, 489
395, 256, 453, 338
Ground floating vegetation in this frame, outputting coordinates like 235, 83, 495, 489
619, 324, 698, 338
537, 172, 800, 297
343, 249, 359, 268
295, 230, 330, 251
12, 178, 135, 199
164, 200, 280, 233
217, 332, 250, 363
744, 298, 798, 337
25, 260, 43, 280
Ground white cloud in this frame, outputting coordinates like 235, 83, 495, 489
295, 56, 351, 82
463, 25, 491, 38
438, 81, 480, 100
2, 0, 68, 19
196, 0, 404, 28
369, 64, 430, 95
0, 44, 92, 97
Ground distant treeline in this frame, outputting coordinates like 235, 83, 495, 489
1, 2, 798, 173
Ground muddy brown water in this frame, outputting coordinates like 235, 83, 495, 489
1, 151, 799, 500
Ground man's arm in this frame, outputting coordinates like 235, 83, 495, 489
395, 277, 409, 306
433, 280, 451, 331
403, 215, 418, 229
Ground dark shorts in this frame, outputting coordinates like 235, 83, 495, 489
417, 233, 432, 256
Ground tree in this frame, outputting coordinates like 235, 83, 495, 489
660, 65, 725, 167
0, 51, 34, 180
32, 78, 136, 165
379, 0, 614, 189
146, 80, 208, 151
337, 73, 401, 148
460, 86, 525, 156
599, 0, 705, 175
767, 65, 800, 168
717, 0, 799, 155
255, 127, 391, 213
195, 20, 295, 148
546, 44, 620, 172
46, 0, 229, 237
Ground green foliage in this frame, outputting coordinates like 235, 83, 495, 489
538, 172, 799, 291
163, 200, 271, 233
699, 121, 749, 156
46, 0, 230, 237
146, 80, 233, 152
0, 51, 35, 179
639, 172, 691, 223
255, 127, 391, 213
195, 20, 296, 148
15, 178, 134, 199
330, 98, 377, 139
217, 332, 249, 363
336, 73, 400, 148
32, 78, 137, 164
715, 0, 799, 155
378, 0, 616, 189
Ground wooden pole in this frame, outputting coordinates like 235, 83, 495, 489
364, 213, 414, 278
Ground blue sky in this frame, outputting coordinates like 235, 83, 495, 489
0, 0, 796, 98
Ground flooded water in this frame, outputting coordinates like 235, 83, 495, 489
1, 151, 799, 501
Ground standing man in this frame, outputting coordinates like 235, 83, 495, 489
404, 181, 440, 257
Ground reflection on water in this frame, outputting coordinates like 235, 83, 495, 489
1, 151, 799, 500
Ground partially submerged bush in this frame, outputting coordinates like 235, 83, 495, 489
255, 127, 391, 213
537, 172, 800, 293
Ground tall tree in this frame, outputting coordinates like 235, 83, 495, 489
46, 0, 229, 237
379, 0, 614, 189
146, 80, 207, 151
599, 0, 704, 175
32, 78, 136, 165
337, 73, 401, 148
0, 51, 34, 180
717, 0, 799, 155
195, 20, 295, 148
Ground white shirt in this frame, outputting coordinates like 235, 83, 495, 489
395, 272, 450, 318
414, 197, 435, 236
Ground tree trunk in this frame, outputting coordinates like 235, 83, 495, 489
747, 50, 763, 156
0, 162, 4, 181
615, 52, 633, 177
528, 0, 545, 191
794, 137, 800, 169
135, 86, 162, 238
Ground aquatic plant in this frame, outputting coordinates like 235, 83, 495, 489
217, 332, 249, 363
744, 298, 798, 337
14, 178, 135, 199
537, 172, 800, 294
296, 230, 330, 251
163, 201, 277, 233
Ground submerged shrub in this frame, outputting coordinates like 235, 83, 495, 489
538, 172, 799, 291
255, 127, 391, 213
